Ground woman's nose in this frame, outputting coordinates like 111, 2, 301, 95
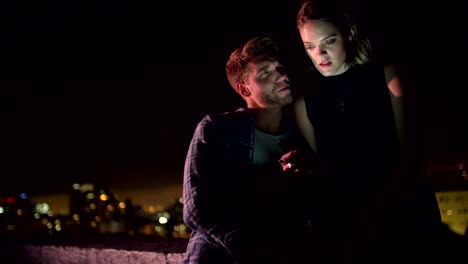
317, 47, 327, 55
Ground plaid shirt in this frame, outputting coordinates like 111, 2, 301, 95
182, 108, 311, 264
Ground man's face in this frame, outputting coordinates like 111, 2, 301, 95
243, 59, 292, 108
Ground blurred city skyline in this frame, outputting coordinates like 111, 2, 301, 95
28, 183, 183, 215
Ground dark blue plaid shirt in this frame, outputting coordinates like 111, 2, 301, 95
182, 108, 312, 264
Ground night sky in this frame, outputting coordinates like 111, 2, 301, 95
4, 0, 468, 198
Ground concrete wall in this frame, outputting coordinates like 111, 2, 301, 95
24, 245, 185, 264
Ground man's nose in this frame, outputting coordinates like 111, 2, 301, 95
274, 67, 288, 83
275, 65, 287, 76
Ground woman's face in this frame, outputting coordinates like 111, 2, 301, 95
299, 19, 348, 76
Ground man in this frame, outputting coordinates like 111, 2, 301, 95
182, 36, 313, 264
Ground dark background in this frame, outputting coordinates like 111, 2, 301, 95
3, 0, 467, 196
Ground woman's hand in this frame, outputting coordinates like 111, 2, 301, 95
279, 149, 310, 175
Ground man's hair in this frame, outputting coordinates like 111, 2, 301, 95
296, 0, 370, 68
226, 36, 281, 90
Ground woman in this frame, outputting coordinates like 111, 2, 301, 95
293, 0, 442, 262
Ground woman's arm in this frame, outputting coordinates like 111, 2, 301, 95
294, 93, 317, 153
384, 64, 404, 145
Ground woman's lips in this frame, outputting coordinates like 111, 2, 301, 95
319, 61, 332, 67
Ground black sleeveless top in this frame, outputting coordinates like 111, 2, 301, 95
303, 62, 400, 234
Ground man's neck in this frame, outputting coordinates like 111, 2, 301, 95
250, 107, 285, 135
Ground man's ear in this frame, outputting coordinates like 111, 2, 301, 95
236, 82, 251, 97
349, 24, 357, 42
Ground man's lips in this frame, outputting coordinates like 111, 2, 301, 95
276, 86, 290, 93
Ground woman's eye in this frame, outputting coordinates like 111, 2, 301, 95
324, 38, 336, 45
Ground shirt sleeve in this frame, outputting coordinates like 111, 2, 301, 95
182, 115, 242, 255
